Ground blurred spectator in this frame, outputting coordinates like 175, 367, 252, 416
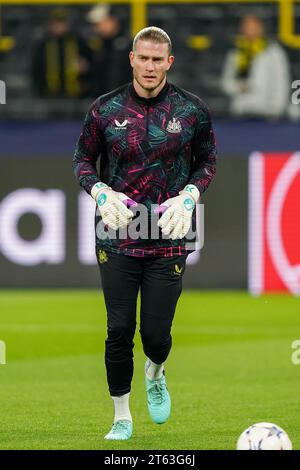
221, 15, 291, 120
32, 8, 92, 98
87, 4, 132, 97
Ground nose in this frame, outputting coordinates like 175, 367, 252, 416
146, 60, 155, 72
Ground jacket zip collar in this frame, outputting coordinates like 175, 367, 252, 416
129, 81, 169, 106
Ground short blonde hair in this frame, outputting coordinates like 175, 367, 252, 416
133, 26, 172, 54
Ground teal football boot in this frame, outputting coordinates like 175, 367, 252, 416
145, 368, 171, 424
104, 420, 133, 440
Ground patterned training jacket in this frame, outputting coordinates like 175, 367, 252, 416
73, 81, 217, 257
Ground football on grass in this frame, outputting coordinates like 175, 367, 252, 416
237, 422, 292, 450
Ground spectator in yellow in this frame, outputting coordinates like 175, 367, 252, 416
221, 15, 290, 120
32, 8, 92, 98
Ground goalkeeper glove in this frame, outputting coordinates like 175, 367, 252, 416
91, 182, 137, 230
156, 184, 200, 239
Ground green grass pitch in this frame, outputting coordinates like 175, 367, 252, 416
0, 290, 299, 450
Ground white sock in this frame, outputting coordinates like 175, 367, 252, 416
111, 392, 132, 423
145, 358, 164, 380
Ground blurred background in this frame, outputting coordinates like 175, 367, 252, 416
0, 0, 299, 292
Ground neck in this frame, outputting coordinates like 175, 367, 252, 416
133, 76, 167, 99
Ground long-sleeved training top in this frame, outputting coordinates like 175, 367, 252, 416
73, 81, 217, 257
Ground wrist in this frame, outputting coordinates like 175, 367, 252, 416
91, 182, 111, 201
179, 184, 200, 203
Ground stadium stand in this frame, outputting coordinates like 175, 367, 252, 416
0, 1, 299, 120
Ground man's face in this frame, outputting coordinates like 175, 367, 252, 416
94, 16, 119, 39
129, 40, 174, 92
240, 16, 264, 41
49, 20, 70, 37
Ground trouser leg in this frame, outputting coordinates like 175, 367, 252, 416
140, 255, 188, 365
98, 251, 142, 396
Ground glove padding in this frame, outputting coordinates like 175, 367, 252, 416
91, 182, 137, 230
156, 184, 199, 239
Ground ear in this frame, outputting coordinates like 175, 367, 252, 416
129, 51, 134, 68
166, 55, 175, 71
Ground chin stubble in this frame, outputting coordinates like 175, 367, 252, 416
134, 73, 166, 93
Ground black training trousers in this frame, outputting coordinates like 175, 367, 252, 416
97, 251, 188, 396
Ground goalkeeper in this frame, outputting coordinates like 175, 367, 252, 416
73, 26, 217, 440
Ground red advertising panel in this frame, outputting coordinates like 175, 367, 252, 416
249, 152, 300, 295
